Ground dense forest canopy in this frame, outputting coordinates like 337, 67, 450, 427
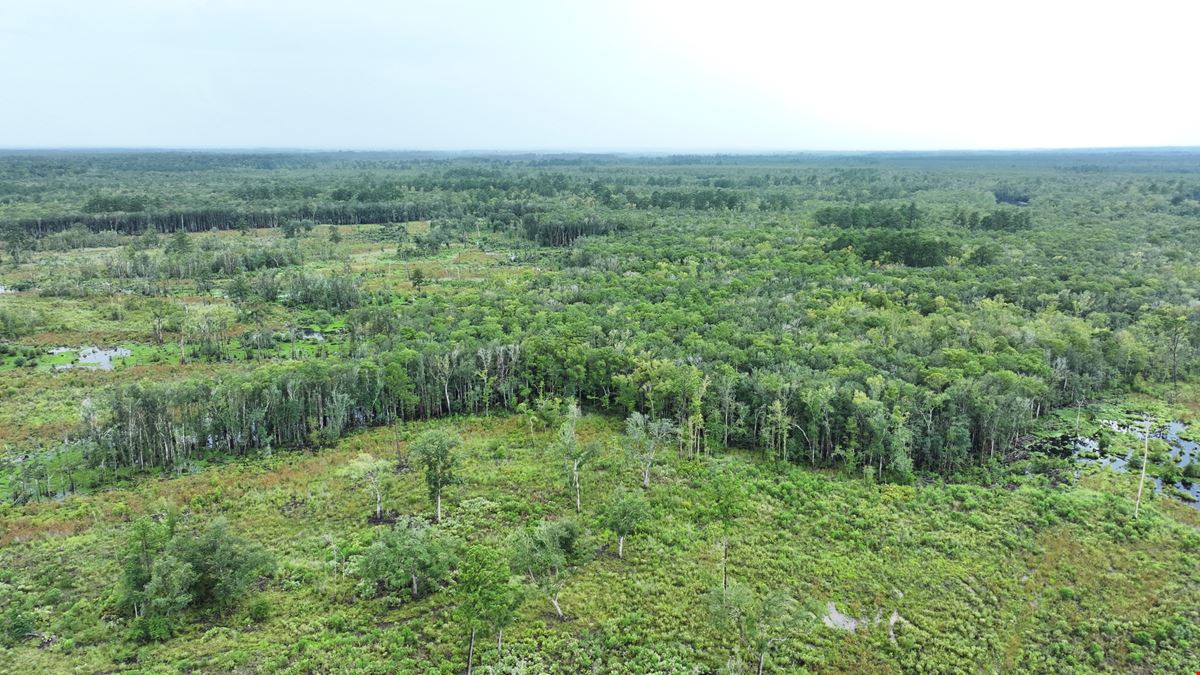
2, 151, 1195, 478
0, 151, 1198, 673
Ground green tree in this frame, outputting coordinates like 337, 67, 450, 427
762, 399, 791, 464
164, 230, 192, 256
412, 430, 460, 523
169, 518, 274, 615
1, 223, 34, 265
226, 274, 253, 305
137, 553, 196, 640
509, 519, 586, 619
625, 412, 676, 488
1146, 305, 1192, 389
340, 453, 393, 520
558, 402, 596, 513
144, 298, 181, 345
119, 517, 169, 620
601, 487, 649, 559
703, 462, 748, 591
355, 517, 456, 602
705, 581, 801, 675
409, 267, 427, 290
119, 516, 272, 641
455, 545, 519, 674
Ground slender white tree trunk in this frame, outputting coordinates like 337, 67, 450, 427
551, 592, 564, 619
1135, 420, 1150, 518
618, 535, 625, 558
573, 461, 581, 513
436, 490, 442, 523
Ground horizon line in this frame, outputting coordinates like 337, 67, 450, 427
2, 145, 1200, 156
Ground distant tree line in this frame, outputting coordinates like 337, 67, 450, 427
520, 212, 631, 246
952, 207, 1033, 231
5, 202, 441, 237
815, 203, 922, 229
825, 229, 958, 267
992, 188, 1031, 205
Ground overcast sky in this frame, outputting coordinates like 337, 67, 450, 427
2, 0, 1197, 151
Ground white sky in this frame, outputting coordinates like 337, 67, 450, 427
1, 0, 1197, 151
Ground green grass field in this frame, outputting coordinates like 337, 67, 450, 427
3, 411, 1198, 673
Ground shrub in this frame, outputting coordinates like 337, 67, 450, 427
247, 597, 272, 623
2, 595, 35, 645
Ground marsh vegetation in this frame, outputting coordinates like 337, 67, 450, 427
0, 151, 1198, 673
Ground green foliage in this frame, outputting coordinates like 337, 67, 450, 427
340, 452, 393, 518
354, 517, 456, 603
82, 192, 151, 214
702, 461, 749, 533
408, 266, 427, 289
624, 412, 675, 488
246, 597, 272, 623
454, 545, 519, 653
558, 402, 598, 512
1, 413, 1199, 671
815, 202, 922, 228
412, 429, 461, 522
1, 151, 1199, 672
119, 516, 273, 642
601, 488, 649, 558
173, 518, 274, 613
1, 593, 36, 646
827, 228, 959, 267
705, 581, 801, 671
509, 518, 588, 618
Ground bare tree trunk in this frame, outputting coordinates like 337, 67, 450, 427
758, 651, 766, 675
375, 489, 382, 519
467, 627, 476, 675
1134, 420, 1150, 519
573, 462, 581, 513
722, 538, 729, 591
551, 592, 564, 619
497, 628, 503, 653
642, 465, 650, 488
411, 573, 418, 598
436, 490, 442, 523
618, 535, 625, 558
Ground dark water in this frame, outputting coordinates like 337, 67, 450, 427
1071, 420, 1199, 508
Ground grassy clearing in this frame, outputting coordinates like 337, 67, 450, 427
2, 414, 1197, 673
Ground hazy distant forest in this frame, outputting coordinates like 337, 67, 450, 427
0, 151, 1198, 674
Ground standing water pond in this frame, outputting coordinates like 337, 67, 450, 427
1040, 419, 1200, 509
49, 346, 133, 371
